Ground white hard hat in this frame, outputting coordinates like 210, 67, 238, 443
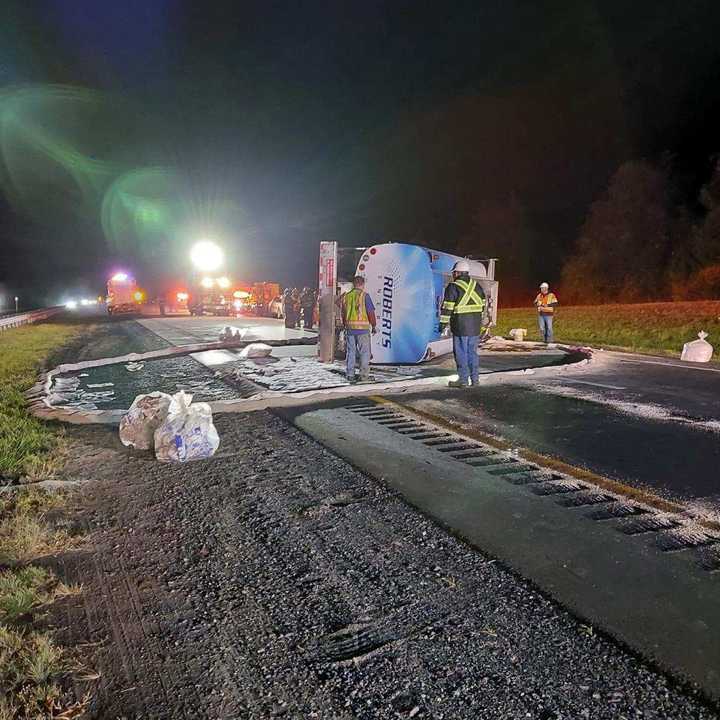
453, 260, 470, 273
540, 282, 549, 289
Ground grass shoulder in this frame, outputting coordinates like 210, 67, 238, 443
0, 323, 94, 717
0, 324, 84, 483
0, 487, 89, 719
497, 300, 720, 359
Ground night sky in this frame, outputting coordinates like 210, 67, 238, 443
1, 0, 720, 307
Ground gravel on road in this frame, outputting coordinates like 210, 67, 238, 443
49, 411, 717, 719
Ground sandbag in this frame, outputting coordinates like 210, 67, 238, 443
154, 391, 220, 463
681, 331, 713, 363
509, 328, 527, 342
239, 343, 273, 358
119, 391, 173, 450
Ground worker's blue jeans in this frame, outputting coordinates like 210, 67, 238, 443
538, 313, 554, 343
346, 332, 371, 379
453, 335, 480, 385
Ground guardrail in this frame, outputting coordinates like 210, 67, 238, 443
0, 307, 64, 332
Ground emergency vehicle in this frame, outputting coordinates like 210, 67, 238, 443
252, 282, 282, 316
106, 272, 142, 315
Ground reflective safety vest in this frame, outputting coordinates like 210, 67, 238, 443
439, 278, 486, 325
535, 292, 558, 314
342, 288, 371, 330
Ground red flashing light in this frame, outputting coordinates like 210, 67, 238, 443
369, 247, 377, 255
359, 263, 365, 271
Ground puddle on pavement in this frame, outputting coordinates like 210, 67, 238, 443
45, 346, 581, 411
47, 355, 242, 411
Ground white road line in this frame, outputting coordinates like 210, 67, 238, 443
619, 358, 720, 373
566, 379, 627, 390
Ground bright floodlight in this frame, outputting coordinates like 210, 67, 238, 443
111, 272, 128, 282
66, 300, 78, 310
200, 276, 214, 289
190, 240, 223, 272
217, 276, 230, 289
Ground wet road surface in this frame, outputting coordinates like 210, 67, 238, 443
540, 351, 720, 422
397, 349, 720, 510
402, 386, 720, 507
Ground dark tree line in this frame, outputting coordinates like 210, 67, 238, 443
560, 157, 720, 303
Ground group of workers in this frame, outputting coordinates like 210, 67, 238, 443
282, 287, 318, 330
338, 262, 558, 387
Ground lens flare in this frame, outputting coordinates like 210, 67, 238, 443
0, 85, 123, 223
101, 167, 181, 258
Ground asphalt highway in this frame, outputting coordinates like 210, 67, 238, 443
137, 314, 316, 345
400, 350, 720, 512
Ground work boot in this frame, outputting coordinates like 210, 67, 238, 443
470, 376, 480, 386
448, 379, 467, 388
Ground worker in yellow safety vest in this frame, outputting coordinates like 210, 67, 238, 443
533, 282, 558, 343
439, 260, 486, 388
341, 276, 377, 382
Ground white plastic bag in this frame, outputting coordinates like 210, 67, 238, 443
681, 331, 714, 363
239, 343, 273, 358
119, 392, 173, 450
154, 391, 220, 463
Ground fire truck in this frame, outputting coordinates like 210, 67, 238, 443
252, 282, 282, 317
106, 272, 142, 315
188, 276, 252, 316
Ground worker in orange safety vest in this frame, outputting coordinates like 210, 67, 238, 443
534, 282, 558, 343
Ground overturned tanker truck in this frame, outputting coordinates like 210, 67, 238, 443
349, 243, 499, 364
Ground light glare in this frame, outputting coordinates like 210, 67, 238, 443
190, 240, 224, 272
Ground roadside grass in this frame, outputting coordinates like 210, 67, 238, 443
0, 488, 87, 718
0, 624, 84, 720
496, 300, 720, 357
0, 512, 75, 567
0, 566, 53, 622
0, 487, 75, 567
0, 323, 91, 718
0, 323, 81, 482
